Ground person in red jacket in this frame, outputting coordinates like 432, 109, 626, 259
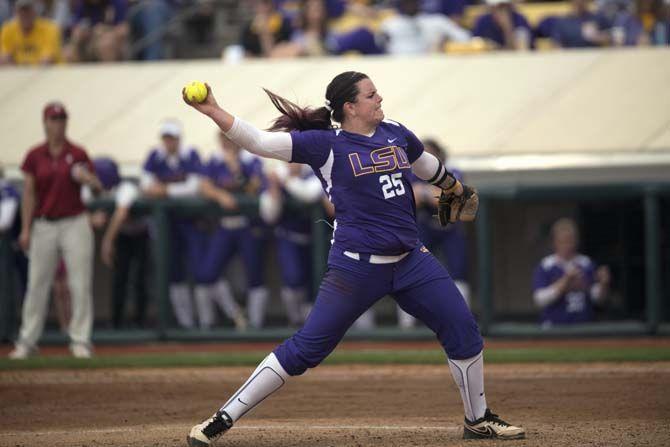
9, 101, 101, 360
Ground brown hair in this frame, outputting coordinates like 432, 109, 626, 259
265, 71, 369, 132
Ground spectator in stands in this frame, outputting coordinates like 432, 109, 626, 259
141, 119, 202, 329
420, 0, 469, 23
86, 157, 150, 329
315, 0, 386, 55
0, 0, 62, 65
0, 1, 12, 25
276, 0, 346, 19
606, 0, 670, 45
190, 132, 269, 330
550, 0, 610, 47
271, 0, 331, 57
66, 0, 129, 62
651, 0, 670, 44
129, 0, 175, 60
473, 0, 532, 50
240, 0, 293, 57
41, 0, 73, 31
379, 0, 470, 54
532, 218, 611, 327
260, 162, 324, 326
9, 102, 102, 360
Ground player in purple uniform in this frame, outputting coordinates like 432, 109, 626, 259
141, 120, 203, 329
190, 132, 270, 330
260, 162, 324, 326
183, 71, 525, 445
533, 218, 611, 327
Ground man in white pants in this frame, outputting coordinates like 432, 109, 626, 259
9, 102, 101, 360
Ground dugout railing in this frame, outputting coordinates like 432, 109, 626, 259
1, 182, 669, 343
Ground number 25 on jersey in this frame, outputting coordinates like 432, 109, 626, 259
380, 173, 405, 199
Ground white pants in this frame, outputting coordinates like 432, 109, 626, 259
17, 214, 94, 348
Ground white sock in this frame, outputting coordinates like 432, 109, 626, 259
248, 287, 269, 329
281, 287, 306, 326
397, 306, 416, 329
352, 308, 376, 330
220, 352, 289, 422
213, 280, 242, 321
194, 285, 216, 329
170, 283, 195, 328
455, 281, 471, 308
448, 351, 487, 422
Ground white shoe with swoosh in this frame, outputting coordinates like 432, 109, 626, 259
463, 408, 525, 440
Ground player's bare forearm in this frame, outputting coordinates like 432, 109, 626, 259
206, 107, 235, 133
102, 207, 129, 247
21, 175, 36, 232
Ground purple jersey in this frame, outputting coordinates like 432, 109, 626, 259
203, 151, 265, 192
142, 147, 202, 183
532, 254, 597, 325
278, 168, 319, 237
290, 119, 424, 256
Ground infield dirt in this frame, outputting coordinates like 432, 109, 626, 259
1, 362, 669, 447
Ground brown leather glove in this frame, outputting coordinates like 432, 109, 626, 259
437, 184, 479, 225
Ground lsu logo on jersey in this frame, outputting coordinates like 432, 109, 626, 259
348, 146, 411, 177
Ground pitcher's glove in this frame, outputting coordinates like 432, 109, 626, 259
437, 184, 479, 226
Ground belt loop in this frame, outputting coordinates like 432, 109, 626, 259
360, 253, 371, 262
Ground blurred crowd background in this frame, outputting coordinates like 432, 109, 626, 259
1, 0, 669, 66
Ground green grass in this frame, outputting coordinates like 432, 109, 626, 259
1, 346, 669, 371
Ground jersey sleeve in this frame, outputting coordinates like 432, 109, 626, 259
289, 130, 331, 168
21, 150, 37, 176
185, 149, 203, 174
398, 123, 424, 163
532, 264, 550, 291
142, 150, 159, 174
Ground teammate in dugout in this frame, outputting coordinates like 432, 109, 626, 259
533, 217, 611, 327
183, 71, 525, 445
260, 162, 325, 326
141, 120, 203, 329
188, 132, 269, 330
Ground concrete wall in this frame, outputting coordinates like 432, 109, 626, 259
1, 48, 669, 175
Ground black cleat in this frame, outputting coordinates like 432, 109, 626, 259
186, 410, 233, 446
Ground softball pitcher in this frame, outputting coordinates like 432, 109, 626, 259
183, 71, 525, 445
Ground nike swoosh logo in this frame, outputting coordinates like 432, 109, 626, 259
237, 397, 248, 406
468, 425, 495, 436
387, 138, 397, 143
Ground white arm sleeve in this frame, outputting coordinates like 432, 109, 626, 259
533, 284, 562, 308
81, 185, 94, 204
225, 117, 293, 162
115, 181, 140, 208
411, 151, 442, 181
166, 174, 201, 198
285, 176, 323, 203
259, 191, 282, 224
140, 172, 157, 191
0, 197, 18, 232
